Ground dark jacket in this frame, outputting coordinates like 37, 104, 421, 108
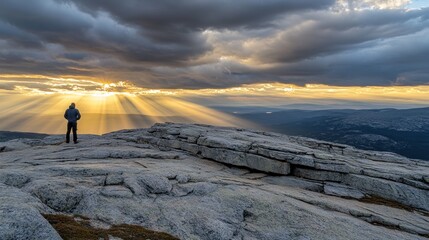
64, 105, 81, 123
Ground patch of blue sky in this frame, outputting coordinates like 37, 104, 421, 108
407, 0, 429, 9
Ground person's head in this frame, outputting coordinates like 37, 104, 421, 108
70, 102, 76, 108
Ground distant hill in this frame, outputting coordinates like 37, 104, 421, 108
234, 107, 429, 160
2, 107, 429, 160
0, 131, 49, 142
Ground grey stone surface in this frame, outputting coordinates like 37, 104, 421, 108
293, 168, 344, 182
0, 140, 30, 152
142, 123, 429, 211
138, 173, 172, 194
105, 173, 124, 185
0, 171, 31, 188
262, 176, 324, 192
176, 174, 190, 183
344, 174, 429, 210
0, 123, 428, 240
0, 184, 61, 240
0, 204, 62, 240
29, 181, 84, 212
101, 186, 133, 198
324, 182, 365, 199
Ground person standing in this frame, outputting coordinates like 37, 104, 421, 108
64, 103, 81, 143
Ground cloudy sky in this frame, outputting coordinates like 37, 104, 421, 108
1, 0, 428, 89
0, 0, 429, 133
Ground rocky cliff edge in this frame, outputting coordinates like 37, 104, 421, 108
1, 123, 428, 239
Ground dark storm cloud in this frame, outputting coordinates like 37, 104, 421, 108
255, 9, 429, 63
0, 0, 428, 89
0, 0, 333, 65
68, 0, 334, 30
0, 0, 208, 64
0, 42, 95, 76
0, 21, 43, 48
258, 27, 429, 86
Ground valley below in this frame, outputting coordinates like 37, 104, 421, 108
231, 107, 429, 161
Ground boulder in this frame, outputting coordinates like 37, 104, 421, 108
0, 184, 61, 240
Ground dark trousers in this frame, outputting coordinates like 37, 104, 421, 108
66, 122, 78, 143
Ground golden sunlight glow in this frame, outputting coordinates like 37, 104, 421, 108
0, 80, 254, 134
1, 74, 428, 134
182, 83, 429, 105
3, 74, 426, 105
4, 74, 429, 105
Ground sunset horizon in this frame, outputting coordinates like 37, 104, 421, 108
1, 0, 429, 134
1, 1, 429, 239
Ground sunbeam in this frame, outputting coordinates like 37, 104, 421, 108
1, 74, 428, 135
0, 92, 253, 134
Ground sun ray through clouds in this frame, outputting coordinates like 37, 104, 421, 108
1, 73, 429, 134
0, 83, 254, 134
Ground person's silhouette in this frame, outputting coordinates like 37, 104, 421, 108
64, 103, 81, 143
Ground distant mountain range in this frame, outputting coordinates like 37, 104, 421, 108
2, 107, 428, 160
0, 131, 48, 142
229, 107, 429, 161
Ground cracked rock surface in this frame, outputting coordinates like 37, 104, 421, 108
1, 123, 428, 240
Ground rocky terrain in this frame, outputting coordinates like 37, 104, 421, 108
1, 122, 428, 240
236, 107, 429, 160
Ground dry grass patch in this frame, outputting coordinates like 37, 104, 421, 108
44, 214, 179, 240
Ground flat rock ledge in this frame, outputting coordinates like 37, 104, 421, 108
133, 123, 429, 212
0, 122, 428, 240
